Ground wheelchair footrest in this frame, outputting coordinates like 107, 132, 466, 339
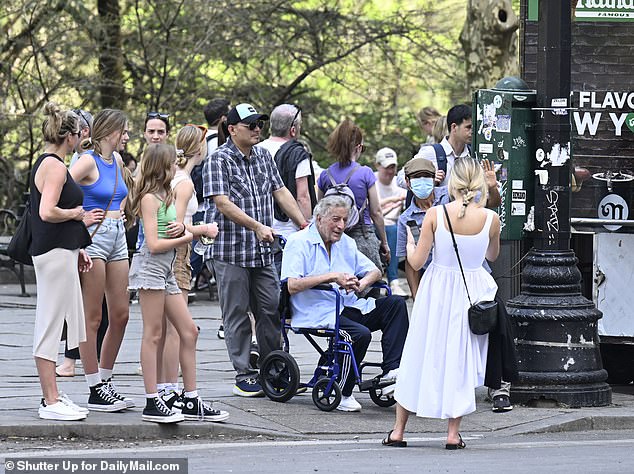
359, 376, 396, 392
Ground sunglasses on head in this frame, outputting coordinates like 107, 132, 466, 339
290, 105, 301, 129
184, 123, 208, 142
72, 109, 91, 130
238, 120, 265, 131
147, 111, 170, 120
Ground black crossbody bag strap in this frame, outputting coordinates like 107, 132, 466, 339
442, 204, 473, 306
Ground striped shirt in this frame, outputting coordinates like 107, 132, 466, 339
202, 138, 284, 267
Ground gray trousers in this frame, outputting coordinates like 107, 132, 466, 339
212, 260, 281, 382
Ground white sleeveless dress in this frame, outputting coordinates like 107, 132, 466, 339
394, 206, 498, 419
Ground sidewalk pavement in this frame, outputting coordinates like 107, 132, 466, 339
1, 282, 633, 442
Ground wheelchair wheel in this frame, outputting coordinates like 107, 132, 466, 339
312, 377, 342, 412
369, 386, 397, 408
260, 350, 300, 403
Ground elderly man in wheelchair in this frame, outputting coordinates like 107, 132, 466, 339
278, 195, 409, 412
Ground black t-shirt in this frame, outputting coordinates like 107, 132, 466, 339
29, 153, 91, 256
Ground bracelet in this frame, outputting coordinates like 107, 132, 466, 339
300, 221, 309, 230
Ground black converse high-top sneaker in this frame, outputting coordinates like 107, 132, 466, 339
103, 378, 135, 408
142, 397, 184, 424
87, 382, 127, 412
180, 395, 229, 422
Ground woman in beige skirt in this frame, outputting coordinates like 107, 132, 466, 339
30, 103, 93, 420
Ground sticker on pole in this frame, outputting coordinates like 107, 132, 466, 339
598, 194, 628, 231
511, 203, 526, 216
512, 190, 527, 202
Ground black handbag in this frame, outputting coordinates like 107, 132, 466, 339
442, 205, 497, 335
7, 206, 33, 266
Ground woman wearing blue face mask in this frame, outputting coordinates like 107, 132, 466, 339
395, 158, 450, 299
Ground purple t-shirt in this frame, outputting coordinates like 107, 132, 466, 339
317, 162, 376, 225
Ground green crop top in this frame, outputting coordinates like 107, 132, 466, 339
156, 199, 177, 238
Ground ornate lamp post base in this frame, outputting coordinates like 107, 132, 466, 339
507, 250, 612, 407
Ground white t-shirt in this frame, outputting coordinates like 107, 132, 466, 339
260, 138, 312, 238
258, 137, 285, 159
374, 173, 404, 226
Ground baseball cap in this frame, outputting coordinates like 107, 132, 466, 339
404, 157, 436, 177
226, 103, 269, 125
375, 147, 398, 167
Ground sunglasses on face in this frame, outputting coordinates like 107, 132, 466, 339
357, 143, 366, 153
184, 123, 208, 142
238, 120, 265, 131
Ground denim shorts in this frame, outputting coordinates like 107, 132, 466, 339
128, 245, 180, 295
85, 218, 129, 262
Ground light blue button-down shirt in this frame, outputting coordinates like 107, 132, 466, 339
281, 223, 379, 329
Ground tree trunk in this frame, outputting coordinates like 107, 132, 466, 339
97, 0, 125, 108
460, 0, 520, 92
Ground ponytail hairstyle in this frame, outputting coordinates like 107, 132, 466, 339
80, 109, 128, 156
42, 102, 79, 145
131, 144, 176, 218
448, 157, 488, 218
326, 118, 363, 166
174, 125, 205, 168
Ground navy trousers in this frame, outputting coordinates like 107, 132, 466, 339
337, 295, 409, 396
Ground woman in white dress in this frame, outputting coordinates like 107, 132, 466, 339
383, 157, 500, 449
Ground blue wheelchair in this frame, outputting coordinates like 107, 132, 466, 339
259, 280, 397, 412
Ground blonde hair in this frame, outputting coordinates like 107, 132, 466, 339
431, 115, 447, 143
41, 102, 79, 145
448, 157, 488, 218
131, 144, 175, 218
80, 109, 127, 156
416, 106, 440, 128
175, 125, 204, 168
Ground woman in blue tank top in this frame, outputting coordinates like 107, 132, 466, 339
69, 109, 133, 412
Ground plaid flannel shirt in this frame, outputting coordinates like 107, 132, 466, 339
202, 138, 284, 267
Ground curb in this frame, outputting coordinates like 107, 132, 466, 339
0, 302, 36, 310
528, 415, 634, 433
0, 422, 301, 441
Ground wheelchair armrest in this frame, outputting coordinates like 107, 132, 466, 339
311, 283, 334, 291
369, 280, 392, 297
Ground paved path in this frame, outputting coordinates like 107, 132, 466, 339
1, 283, 633, 441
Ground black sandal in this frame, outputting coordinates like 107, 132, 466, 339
382, 429, 407, 447
445, 433, 466, 450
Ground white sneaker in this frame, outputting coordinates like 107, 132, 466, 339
58, 392, 89, 415
390, 280, 409, 297
39, 398, 87, 421
336, 395, 362, 412
381, 368, 399, 384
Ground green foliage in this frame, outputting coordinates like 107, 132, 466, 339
0, 0, 471, 208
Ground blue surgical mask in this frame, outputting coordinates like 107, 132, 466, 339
410, 177, 435, 199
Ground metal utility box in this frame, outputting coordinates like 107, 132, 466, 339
473, 79, 537, 240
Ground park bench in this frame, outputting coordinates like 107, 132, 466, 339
0, 208, 29, 297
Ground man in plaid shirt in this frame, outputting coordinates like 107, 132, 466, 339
203, 103, 308, 397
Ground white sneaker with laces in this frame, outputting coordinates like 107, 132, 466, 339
336, 395, 362, 412
58, 392, 89, 415
39, 399, 87, 421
